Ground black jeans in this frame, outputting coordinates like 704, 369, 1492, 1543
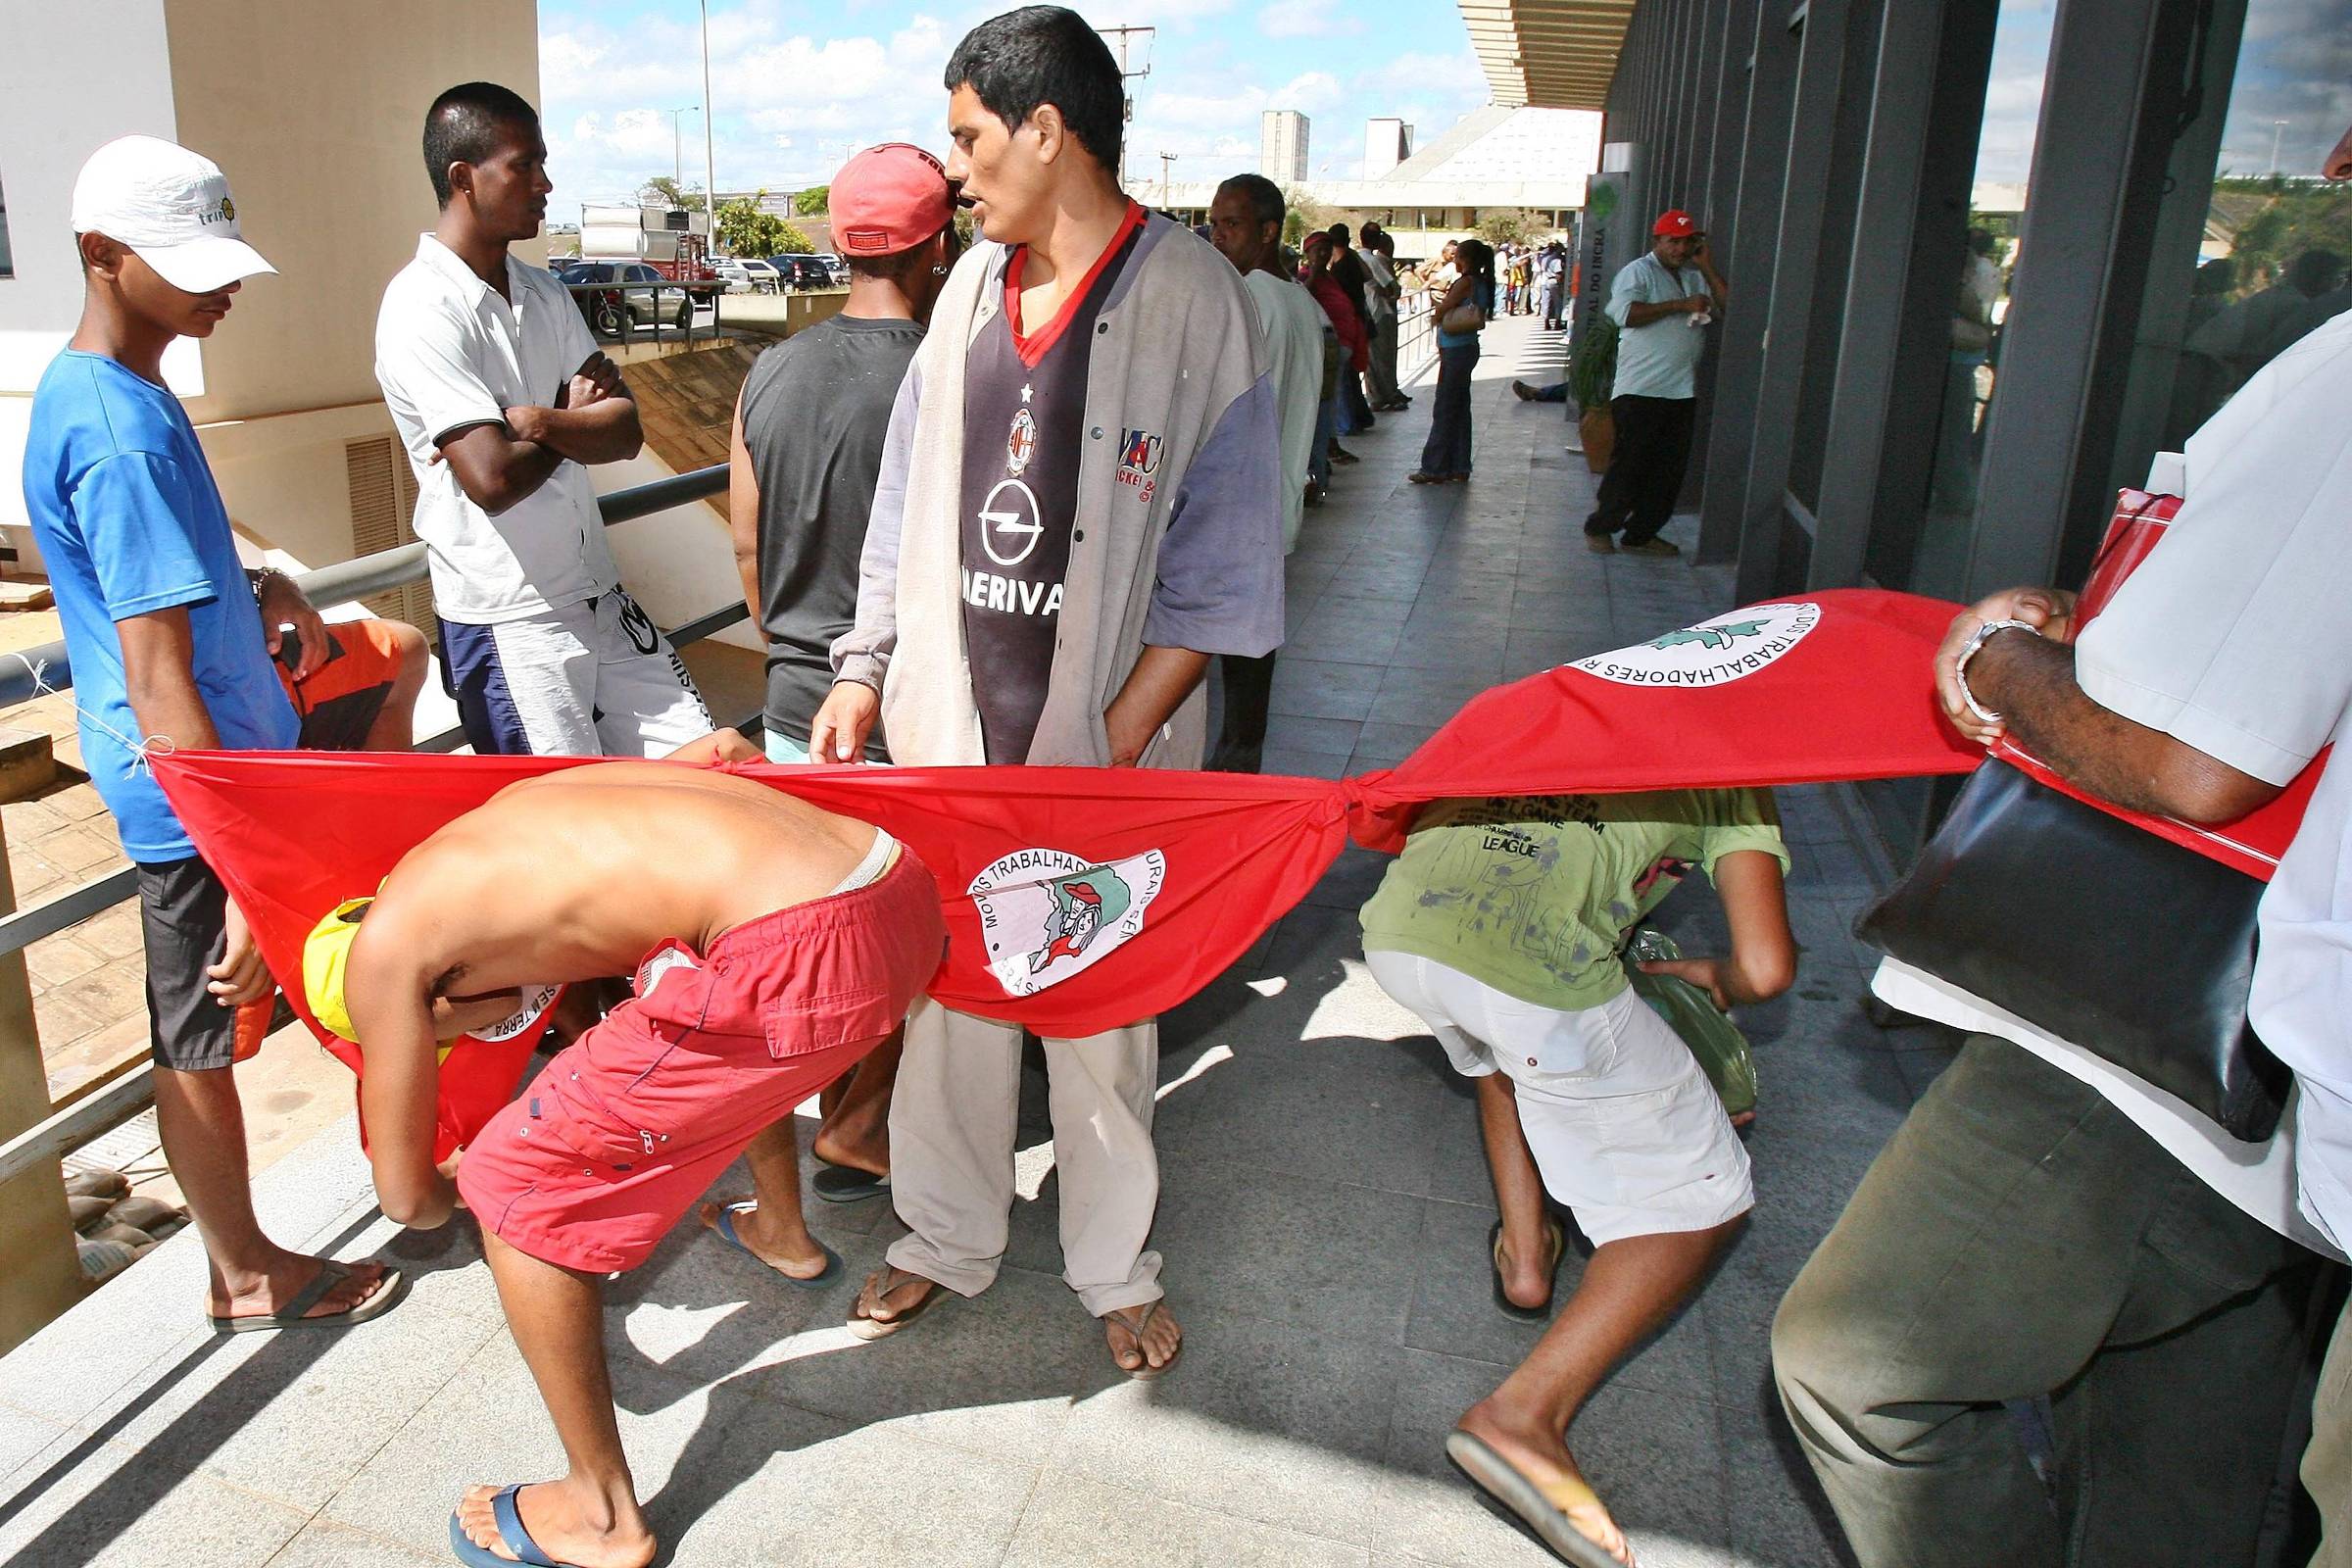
1587, 394, 1696, 545
1419, 342, 1480, 476
1210, 652, 1277, 772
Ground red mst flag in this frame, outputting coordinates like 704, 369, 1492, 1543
153, 588, 1989, 1150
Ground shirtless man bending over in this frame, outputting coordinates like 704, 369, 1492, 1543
303, 735, 945, 1568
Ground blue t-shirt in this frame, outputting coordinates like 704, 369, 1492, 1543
21, 351, 298, 861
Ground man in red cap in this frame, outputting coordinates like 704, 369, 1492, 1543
1583, 209, 1728, 558
715, 143, 960, 1249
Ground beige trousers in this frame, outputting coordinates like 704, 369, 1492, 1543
883, 996, 1163, 1316
2311, 1299, 2352, 1568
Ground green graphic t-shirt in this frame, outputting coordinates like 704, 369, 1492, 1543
1359, 788, 1789, 1013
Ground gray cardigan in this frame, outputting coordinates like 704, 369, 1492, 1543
834, 212, 1286, 768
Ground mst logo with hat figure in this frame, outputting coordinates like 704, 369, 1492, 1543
969, 846, 1168, 997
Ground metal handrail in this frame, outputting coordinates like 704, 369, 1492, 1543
0, 463, 739, 1187
0, 464, 734, 710
554, 275, 722, 348
1396, 295, 1437, 384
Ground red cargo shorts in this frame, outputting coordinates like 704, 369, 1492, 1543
456, 843, 944, 1273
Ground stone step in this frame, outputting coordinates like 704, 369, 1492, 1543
0, 725, 58, 802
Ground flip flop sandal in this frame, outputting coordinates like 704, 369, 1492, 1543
1490, 1219, 1566, 1321
810, 1164, 891, 1203
448, 1482, 585, 1568
1445, 1430, 1623, 1568
710, 1201, 842, 1289
847, 1267, 949, 1341
207, 1257, 409, 1335
1102, 1300, 1182, 1381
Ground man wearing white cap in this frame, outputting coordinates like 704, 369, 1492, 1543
19, 135, 404, 1331
375, 81, 710, 759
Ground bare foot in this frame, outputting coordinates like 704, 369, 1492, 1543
849, 1265, 945, 1339
697, 1198, 832, 1281
1102, 1299, 1183, 1377
1730, 1109, 1757, 1131
809, 1129, 887, 1180
206, 1253, 391, 1324
454, 1478, 654, 1568
1494, 1221, 1560, 1313
1456, 1397, 1633, 1565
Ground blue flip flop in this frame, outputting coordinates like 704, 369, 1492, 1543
448, 1483, 578, 1568
711, 1201, 842, 1288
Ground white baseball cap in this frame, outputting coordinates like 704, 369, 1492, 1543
70, 135, 275, 294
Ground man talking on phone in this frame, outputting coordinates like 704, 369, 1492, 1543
1583, 210, 1728, 559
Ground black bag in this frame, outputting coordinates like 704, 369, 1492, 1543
1855, 758, 2290, 1141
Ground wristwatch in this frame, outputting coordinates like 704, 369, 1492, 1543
1951, 617, 2041, 725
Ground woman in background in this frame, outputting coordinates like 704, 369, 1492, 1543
1412, 238, 1494, 485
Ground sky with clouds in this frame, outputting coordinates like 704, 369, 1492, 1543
1965, 0, 2351, 186
533, 0, 2351, 220
535, 0, 1496, 214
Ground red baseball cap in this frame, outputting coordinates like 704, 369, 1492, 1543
830, 143, 954, 256
1653, 210, 1699, 237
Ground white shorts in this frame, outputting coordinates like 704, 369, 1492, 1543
441, 589, 712, 759
1365, 949, 1753, 1245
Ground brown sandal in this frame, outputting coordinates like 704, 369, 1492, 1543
1102, 1300, 1182, 1380
847, 1265, 947, 1341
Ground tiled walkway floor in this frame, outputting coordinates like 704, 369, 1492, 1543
0, 316, 1956, 1567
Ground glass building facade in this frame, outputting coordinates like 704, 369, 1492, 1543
1577, 0, 2351, 850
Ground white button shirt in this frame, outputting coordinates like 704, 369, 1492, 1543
1242, 269, 1326, 554
374, 235, 620, 624
1876, 306, 2352, 1260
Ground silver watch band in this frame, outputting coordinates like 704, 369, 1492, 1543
1952, 617, 2040, 726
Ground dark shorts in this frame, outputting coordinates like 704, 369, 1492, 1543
136, 857, 239, 1071
275, 619, 411, 751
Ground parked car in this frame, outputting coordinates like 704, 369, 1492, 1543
640, 256, 722, 305
712, 259, 756, 294
735, 258, 782, 294
816, 253, 849, 285
766, 255, 837, 291
561, 262, 691, 335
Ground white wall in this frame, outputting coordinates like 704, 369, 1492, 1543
0, 1, 186, 553
0, 1, 181, 394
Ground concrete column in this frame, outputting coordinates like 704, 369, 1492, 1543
0, 837, 86, 1355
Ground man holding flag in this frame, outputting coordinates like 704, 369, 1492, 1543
808, 5, 1285, 1378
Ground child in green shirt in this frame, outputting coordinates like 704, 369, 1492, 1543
1361, 786, 1795, 1567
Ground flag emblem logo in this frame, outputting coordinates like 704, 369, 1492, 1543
968, 847, 1166, 996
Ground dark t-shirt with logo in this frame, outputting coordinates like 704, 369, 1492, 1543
959, 210, 1146, 765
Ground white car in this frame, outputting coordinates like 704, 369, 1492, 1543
722, 258, 782, 294
713, 260, 756, 294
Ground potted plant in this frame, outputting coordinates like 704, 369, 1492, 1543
1569, 315, 1619, 473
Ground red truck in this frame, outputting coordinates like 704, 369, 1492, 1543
642, 255, 723, 305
